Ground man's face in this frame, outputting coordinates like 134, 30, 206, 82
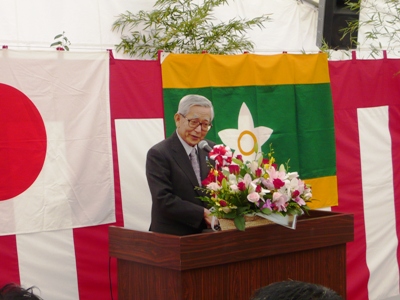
175, 105, 212, 147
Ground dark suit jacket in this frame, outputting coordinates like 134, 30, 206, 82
146, 131, 214, 236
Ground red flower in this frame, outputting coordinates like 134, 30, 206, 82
262, 158, 269, 164
201, 171, 215, 186
219, 200, 227, 207
214, 155, 224, 169
201, 178, 210, 186
256, 185, 262, 193
209, 145, 227, 156
236, 155, 243, 162
229, 164, 240, 175
255, 168, 262, 177
238, 181, 246, 191
216, 171, 226, 183
273, 178, 285, 189
292, 190, 300, 198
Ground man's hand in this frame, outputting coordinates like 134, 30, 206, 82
204, 208, 213, 228
204, 208, 220, 230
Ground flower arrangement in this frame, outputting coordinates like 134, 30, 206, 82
198, 144, 312, 231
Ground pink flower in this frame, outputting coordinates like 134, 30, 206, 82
241, 173, 253, 187
267, 166, 286, 181
261, 178, 275, 190
247, 192, 260, 203
262, 199, 272, 210
272, 192, 288, 212
294, 196, 306, 206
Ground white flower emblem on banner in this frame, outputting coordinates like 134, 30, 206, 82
218, 102, 273, 161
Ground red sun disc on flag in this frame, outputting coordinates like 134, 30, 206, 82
0, 83, 47, 200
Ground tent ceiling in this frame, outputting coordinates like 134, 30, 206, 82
302, 0, 319, 7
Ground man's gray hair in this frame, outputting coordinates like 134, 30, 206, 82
177, 94, 214, 121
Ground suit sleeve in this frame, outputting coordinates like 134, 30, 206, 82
146, 146, 205, 229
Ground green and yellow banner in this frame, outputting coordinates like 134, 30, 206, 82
161, 53, 337, 208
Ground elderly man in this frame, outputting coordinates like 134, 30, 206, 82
146, 94, 216, 235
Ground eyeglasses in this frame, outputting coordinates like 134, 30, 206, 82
180, 114, 212, 131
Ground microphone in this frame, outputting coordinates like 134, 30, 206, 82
198, 140, 213, 152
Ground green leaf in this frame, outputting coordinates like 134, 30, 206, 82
223, 212, 236, 219
221, 178, 228, 189
261, 208, 272, 215
112, 0, 270, 57
50, 41, 62, 47
237, 206, 249, 215
234, 215, 245, 231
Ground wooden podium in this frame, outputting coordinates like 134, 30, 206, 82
109, 210, 353, 300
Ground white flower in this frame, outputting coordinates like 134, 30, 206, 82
228, 173, 238, 185
230, 184, 239, 193
248, 181, 257, 193
206, 182, 221, 191
284, 177, 300, 197
221, 207, 232, 213
249, 160, 259, 174
259, 187, 270, 197
218, 103, 273, 161
304, 192, 312, 199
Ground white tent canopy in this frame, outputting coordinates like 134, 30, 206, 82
0, 0, 320, 59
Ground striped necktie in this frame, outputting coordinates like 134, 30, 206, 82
189, 147, 201, 186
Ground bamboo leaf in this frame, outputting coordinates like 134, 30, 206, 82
112, 0, 270, 57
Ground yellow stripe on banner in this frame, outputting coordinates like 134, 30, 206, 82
161, 53, 330, 88
305, 176, 338, 209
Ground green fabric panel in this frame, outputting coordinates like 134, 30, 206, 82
163, 83, 335, 179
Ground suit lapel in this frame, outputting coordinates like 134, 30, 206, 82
170, 132, 200, 188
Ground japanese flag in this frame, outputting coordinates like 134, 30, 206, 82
0, 50, 115, 235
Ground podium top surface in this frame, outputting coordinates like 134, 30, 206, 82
109, 210, 353, 270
